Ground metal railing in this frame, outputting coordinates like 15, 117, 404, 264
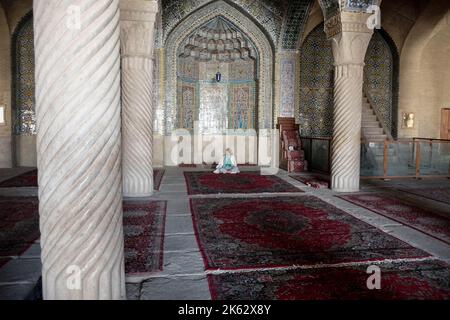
300, 137, 450, 179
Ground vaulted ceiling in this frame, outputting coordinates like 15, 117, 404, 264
161, 0, 315, 50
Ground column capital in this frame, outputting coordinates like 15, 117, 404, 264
120, 0, 159, 58
324, 11, 375, 38
325, 12, 374, 66
120, 0, 159, 22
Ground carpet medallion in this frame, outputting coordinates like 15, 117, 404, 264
338, 194, 450, 244
190, 197, 429, 270
0, 170, 38, 188
184, 172, 301, 195
123, 200, 167, 275
208, 260, 450, 300
0, 197, 40, 267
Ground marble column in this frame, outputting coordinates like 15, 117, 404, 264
33, 0, 125, 299
325, 12, 374, 192
120, 0, 158, 197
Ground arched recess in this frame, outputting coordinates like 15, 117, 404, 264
298, 23, 399, 139
363, 28, 400, 139
11, 11, 36, 167
164, 0, 274, 133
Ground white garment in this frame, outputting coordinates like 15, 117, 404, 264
214, 154, 240, 174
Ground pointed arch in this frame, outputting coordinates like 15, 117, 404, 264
164, 0, 274, 133
364, 28, 399, 138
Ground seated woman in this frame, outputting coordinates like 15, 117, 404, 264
214, 148, 240, 174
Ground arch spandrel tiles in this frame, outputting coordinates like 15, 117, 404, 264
162, 0, 284, 46
164, 0, 274, 134
280, 0, 314, 50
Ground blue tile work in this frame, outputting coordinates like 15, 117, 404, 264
162, 0, 284, 46
298, 24, 398, 138
177, 58, 256, 132
318, 0, 339, 19
12, 13, 35, 136
345, 0, 381, 11
164, 2, 274, 133
298, 24, 334, 137
281, 0, 313, 49
280, 54, 297, 117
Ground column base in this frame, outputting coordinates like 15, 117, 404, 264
331, 187, 360, 193
331, 177, 360, 193
123, 192, 154, 198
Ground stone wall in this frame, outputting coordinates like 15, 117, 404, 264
398, 1, 450, 139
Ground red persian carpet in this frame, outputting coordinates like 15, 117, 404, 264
289, 174, 330, 189
123, 200, 167, 275
0, 169, 164, 190
190, 196, 429, 270
153, 169, 165, 191
338, 194, 450, 245
184, 172, 301, 195
208, 260, 450, 300
0, 170, 38, 188
399, 187, 450, 205
0, 197, 40, 267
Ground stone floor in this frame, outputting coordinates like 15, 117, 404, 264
0, 166, 449, 300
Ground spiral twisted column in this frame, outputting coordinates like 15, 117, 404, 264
325, 12, 374, 192
120, 0, 159, 197
331, 64, 364, 191
33, 0, 125, 299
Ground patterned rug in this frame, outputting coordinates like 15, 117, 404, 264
153, 169, 165, 191
290, 174, 330, 189
338, 194, 450, 245
123, 200, 167, 275
399, 187, 450, 205
184, 172, 301, 195
0, 197, 40, 267
0, 169, 165, 190
208, 260, 450, 300
190, 196, 429, 270
0, 170, 38, 188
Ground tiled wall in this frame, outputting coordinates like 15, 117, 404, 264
298, 24, 334, 137
298, 24, 397, 138
12, 13, 35, 136
177, 57, 256, 133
